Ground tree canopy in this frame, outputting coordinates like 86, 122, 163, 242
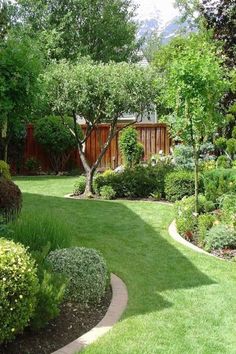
41, 60, 155, 194
14, 0, 140, 63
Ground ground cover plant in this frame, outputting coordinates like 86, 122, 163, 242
6, 176, 236, 354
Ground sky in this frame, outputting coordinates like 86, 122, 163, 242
135, 0, 179, 25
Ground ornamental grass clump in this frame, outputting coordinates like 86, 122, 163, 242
0, 177, 22, 223
0, 238, 38, 344
47, 247, 109, 304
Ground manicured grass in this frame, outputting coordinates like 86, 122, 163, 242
14, 176, 236, 354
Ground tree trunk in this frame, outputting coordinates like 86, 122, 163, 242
193, 145, 199, 215
3, 139, 8, 163
84, 169, 95, 197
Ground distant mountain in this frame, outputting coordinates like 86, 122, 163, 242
138, 16, 192, 43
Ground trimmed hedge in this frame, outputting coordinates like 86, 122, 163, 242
47, 247, 109, 305
0, 238, 38, 344
203, 169, 236, 204
165, 171, 203, 202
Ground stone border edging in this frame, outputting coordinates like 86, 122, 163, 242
168, 220, 224, 259
52, 273, 128, 354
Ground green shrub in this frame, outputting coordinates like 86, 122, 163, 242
173, 144, 195, 170
30, 254, 66, 330
198, 214, 216, 245
0, 177, 22, 223
226, 138, 236, 159
119, 127, 144, 167
232, 126, 236, 139
25, 157, 40, 174
214, 137, 227, 153
205, 224, 236, 251
165, 171, 202, 202
175, 195, 210, 238
121, 166, 157, 198
220, 194, 236, 228
0, 160, 11, 180
0, 238, 38, 344
8, 211, 70, 252
73, 176, 86, 195
216, 155, 231, 169
147, 160, 174, 198
35, 116, 81, 173
100, 185, 116, 200
203, 169, 236, 204
47, 247, 109, 305
93, 170, 121, 195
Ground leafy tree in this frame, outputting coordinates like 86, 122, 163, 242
0, 0, 10, 41
14, 0, 140, 63
0, 34, 43, 162
156, 33, 228, 212
34, 116, 80, 173
41, 61, 155, 196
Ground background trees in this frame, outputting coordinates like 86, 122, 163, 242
41, 61, 155, 195
0, 34, 43, 162
155, 33, 228, 212
14, 0, 140, 63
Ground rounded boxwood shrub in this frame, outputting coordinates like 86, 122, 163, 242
73, 176, 86, 195
0, 160, 11, 180
205, 224, 236, 251
47, 247, 109, 304
100, 185, 116, 200
165, 171, 203, 202
0, 238, 38, 344
0, 177, 22, 223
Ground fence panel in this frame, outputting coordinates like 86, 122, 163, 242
24, 123, 171, 172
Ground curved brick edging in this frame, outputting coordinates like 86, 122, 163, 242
52, 273, 128, 354
168, 220, 223, 259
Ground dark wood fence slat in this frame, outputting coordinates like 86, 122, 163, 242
23, 123, 171, 172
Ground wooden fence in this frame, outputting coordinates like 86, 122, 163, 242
24, 123, 171, 171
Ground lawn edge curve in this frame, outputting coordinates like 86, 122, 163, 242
51, 273, 128, 354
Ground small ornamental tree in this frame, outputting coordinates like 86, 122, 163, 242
41, 61, 155, 196
156, 33, 228, 213
34, 116, 80, 173
119, 127, 144, 167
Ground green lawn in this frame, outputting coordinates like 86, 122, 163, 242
14, 176, 236, 354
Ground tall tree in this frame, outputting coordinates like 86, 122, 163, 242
155, 33, 228, 213
0, 34, 43, 161
0, 0, 11, 41
41, 61, 155, 195
14, 0, 140, 63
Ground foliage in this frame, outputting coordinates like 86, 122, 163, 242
73, 176, 86, 196
119, 127, 144, 167
0, 238, 38, 343
30, 261, 66, 330
165, 171, 202, 202
8, 210, 70, 252
15, 0, 140, 63
42, 60, 155, 194
198, 213, 216, 245
216, 155, 231, 169
220, 194, 236, 228
215, 137, 227, 153
0, 160, 10, 179
0, 177, 22, 223
100, 185, 116, 200
35, 116, 78, 173
93, 170, 118, 195
203, 169, 236, 204
47, 247, 109, 304
175, 195, 209, 238
25, 157, 40, 174
0, 33, 43, 161
226, 138, 236, 159
155, 32, 228, 212
205, 224, 236, 251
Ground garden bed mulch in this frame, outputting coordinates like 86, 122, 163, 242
0, 287, 112, 354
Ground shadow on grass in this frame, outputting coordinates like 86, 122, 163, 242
19, 192, 215, 316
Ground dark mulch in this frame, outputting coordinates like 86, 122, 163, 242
0, 287, 112, 354
211, 249, 236, 260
